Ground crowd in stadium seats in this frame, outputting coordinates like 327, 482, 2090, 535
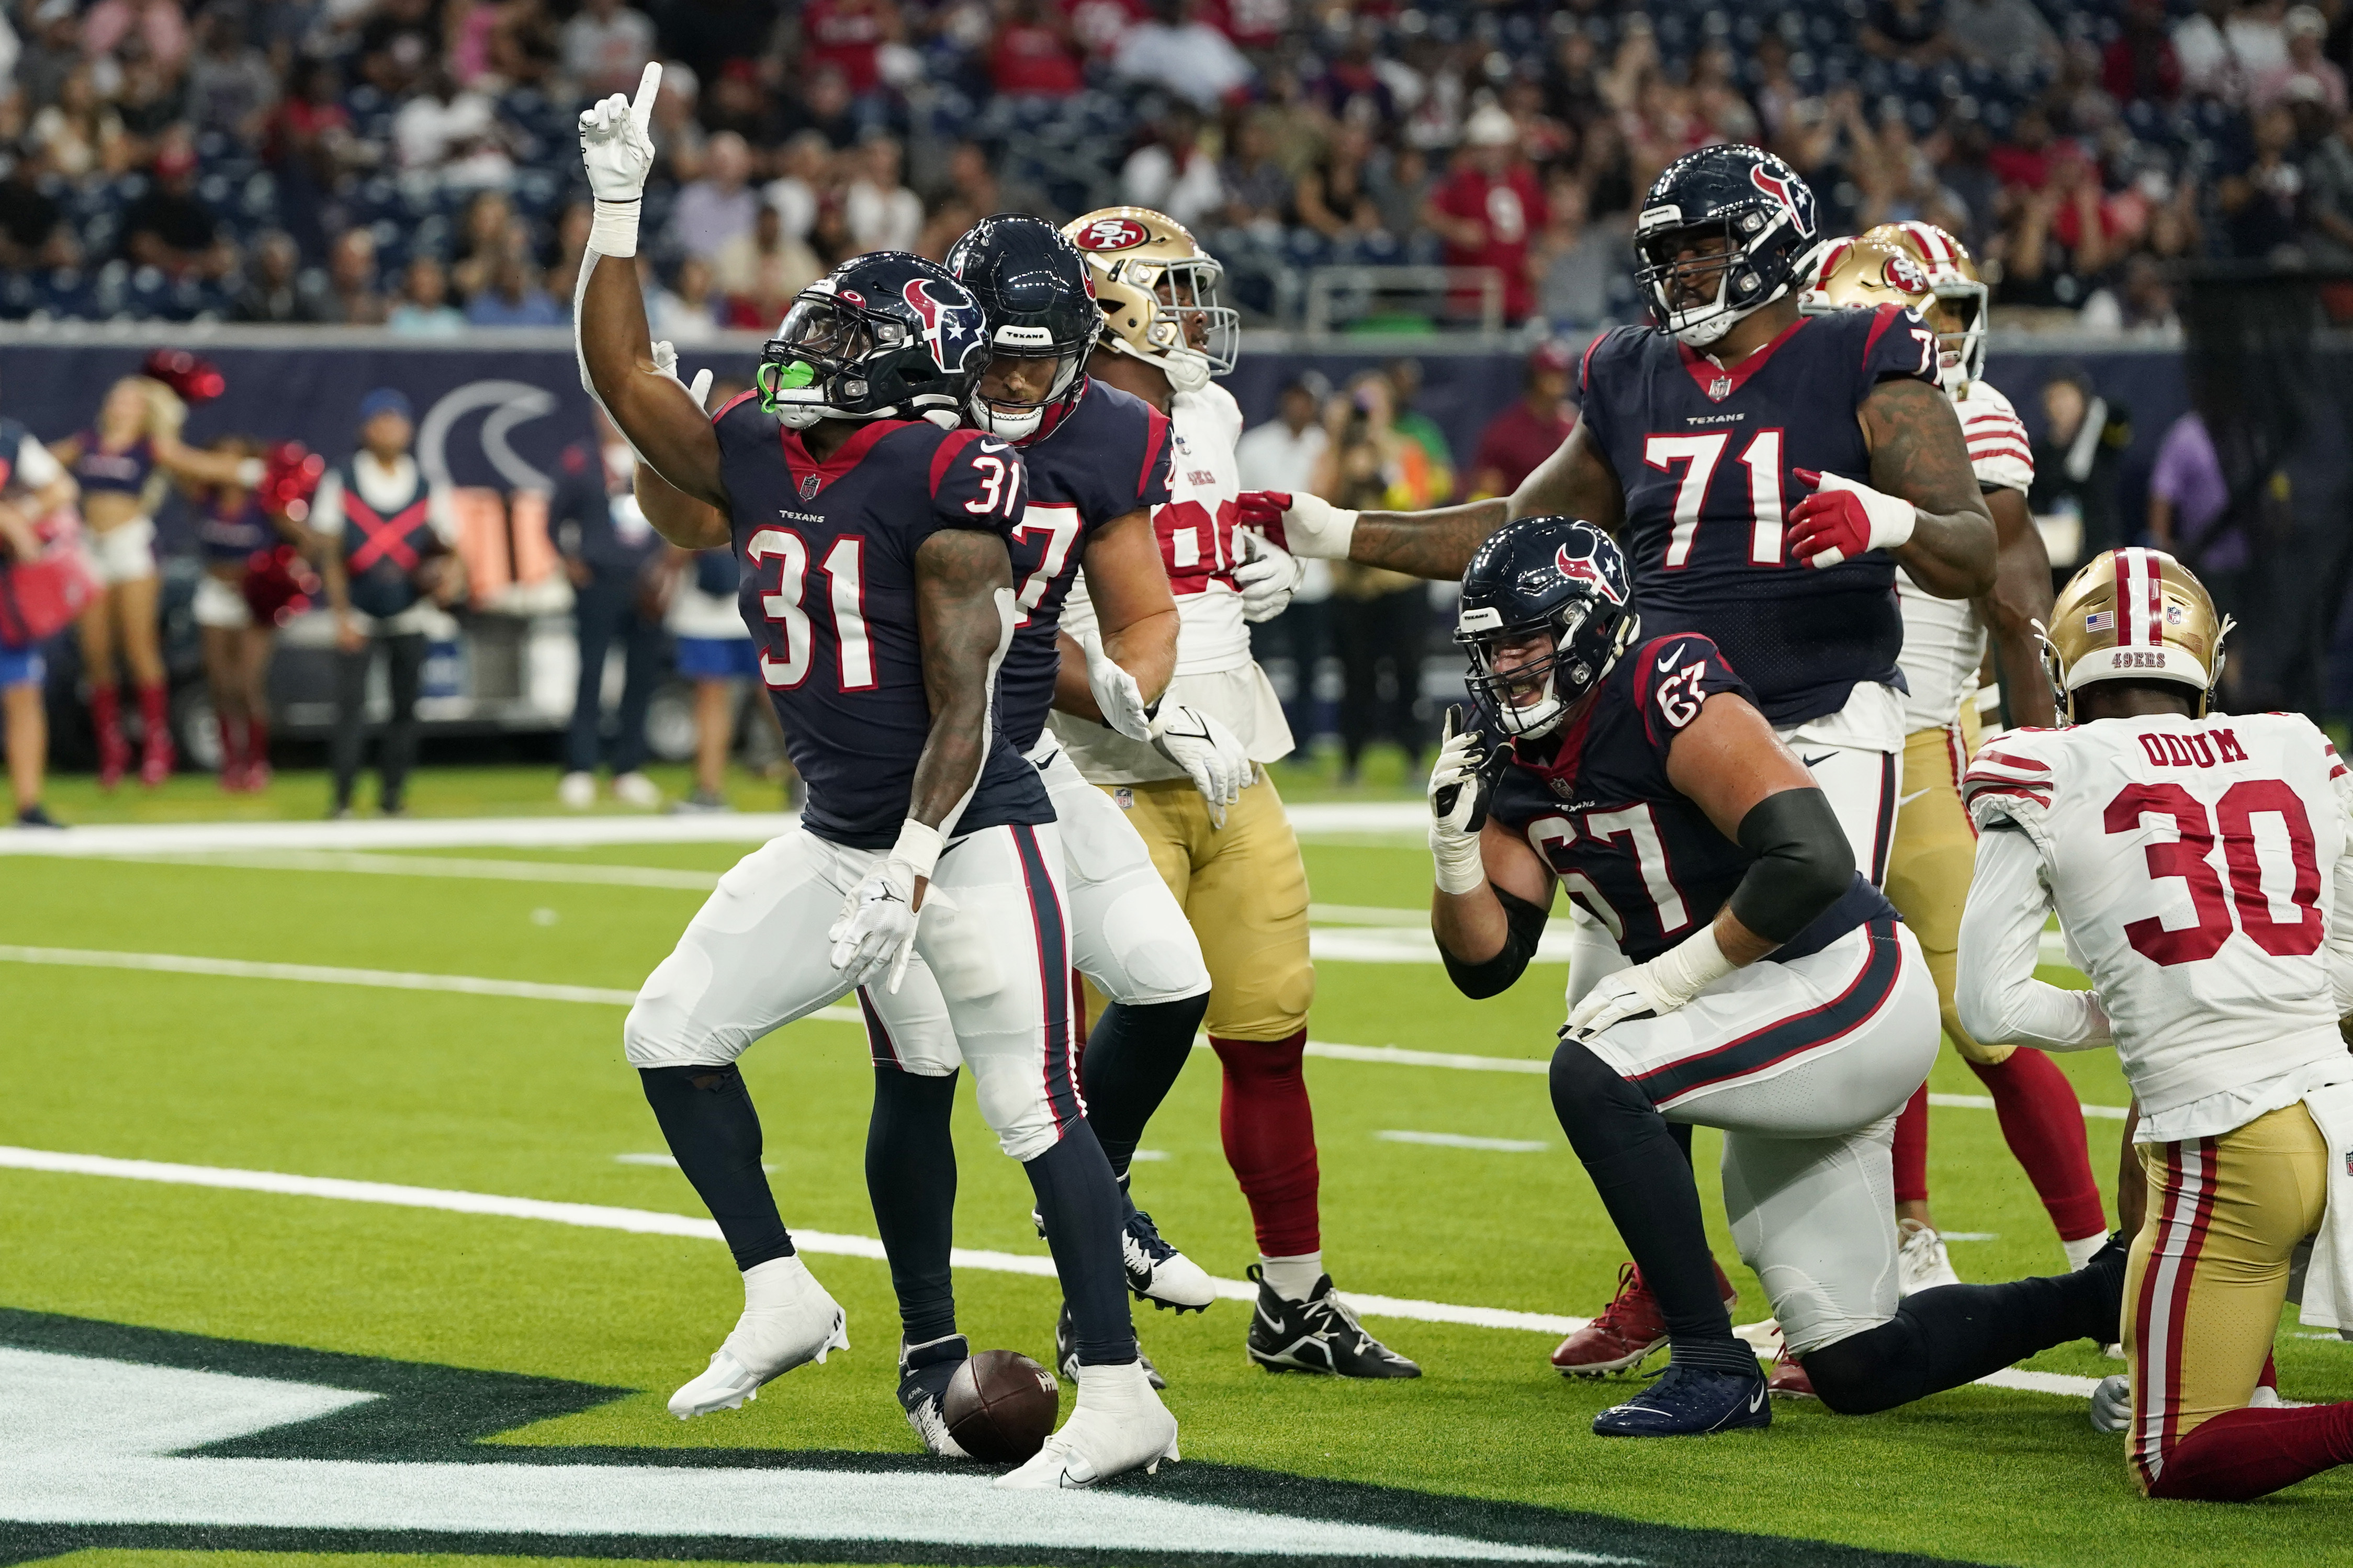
1, 1, 2350, 333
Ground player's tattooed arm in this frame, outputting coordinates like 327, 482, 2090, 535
633, 459, 731, 551
1347, 423, 1625, 581
1055, 505, 1178, 721
910, 527, 1018, 832
1859, 378, 1995, 599
577, 255, 728, 510
1976, 485, 2056, 728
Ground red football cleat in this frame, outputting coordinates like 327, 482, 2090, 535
1766, 1350, 1817, 1400
1551, 1259, 1742, 1377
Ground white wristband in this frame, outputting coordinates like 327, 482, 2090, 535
890, 818, 944, 883
588, 198, 641, 258
1430, 827, 1487, 897
1647, 923, 1737, 1009
236, 458, 266, 487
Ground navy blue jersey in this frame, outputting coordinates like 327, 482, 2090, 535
711, 393, 1051, 849
197, 492, 271, 566
1577, 304, 1941, 727
995, 378, 1174, 750
1484, 631, 1895, 964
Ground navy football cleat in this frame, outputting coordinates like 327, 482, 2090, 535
1592, 1364, 1771, 1437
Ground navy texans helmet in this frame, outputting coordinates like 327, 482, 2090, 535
1635, 144, 1823, 349
1456, 516, 1640, 738
758, 251, 987, 430
945, 213, 1101, 442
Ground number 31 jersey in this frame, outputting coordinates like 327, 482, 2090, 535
1965, 713, 2353, 1112
1482, 630, 1895, 964
1577, 305, 1943, 730
711, 394, 1051, 850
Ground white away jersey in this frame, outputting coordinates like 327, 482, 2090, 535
1964, 713, 2353, 1122
1894, 380, 2034, 732
1052, 380, 1293, 781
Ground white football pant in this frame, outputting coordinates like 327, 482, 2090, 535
624, 821, 1087, 1163
861, 738, 1211, 1085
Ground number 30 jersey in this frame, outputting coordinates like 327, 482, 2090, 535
1576, 305, 1943, 730
1965, 713, 2353, 1123
711, 393, 1051, 850
1482, 630, 1895, 965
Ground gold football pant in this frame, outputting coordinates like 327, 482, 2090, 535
1082, 771, 1314, 1042
2124, 1103, 2329, 1493
1882, 708, 2000, 1062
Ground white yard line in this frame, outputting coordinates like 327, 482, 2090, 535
1929, 1090, 2129, 1121
1378, 1130, 1549, 1153
103, 850, 724, 889
0, 1143, 2107, 1401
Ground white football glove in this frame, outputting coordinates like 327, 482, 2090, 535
1150, 702, 1252, 827
650, 338, 714, 410
1079, 630, 1154, 742
1427, 706, 1490, 896
1234, 529, 1304, 622
578, 62, 661, 255
1561, 925, 1736, 1042
1235, 489, 1359, 560
827, 821, 945, 994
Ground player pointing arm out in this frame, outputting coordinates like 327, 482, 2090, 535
580, 69, 1180, 1491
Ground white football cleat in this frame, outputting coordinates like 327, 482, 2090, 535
1121, 1206, 1217, 1313
668, 1256, 849, 1419
613, 771, 662, 809
994, 1358, 1177, 1490
558, 771, 596, 809
1896, 1219, 1963, 1295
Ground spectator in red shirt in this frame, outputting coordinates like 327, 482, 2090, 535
1987, 105, 2065, 192
2103, 0, 2183, 104
1424, 104, 1549, 323
1469, 340, 1574, 500
801, 0, 893, 97
991, 0, 1084, 96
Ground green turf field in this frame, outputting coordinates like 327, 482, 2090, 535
4, 772, 2348, 1568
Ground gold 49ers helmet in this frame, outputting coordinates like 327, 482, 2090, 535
2042, 547, 2233, 721
1061, 207, 1239, 392
1800, 234, 1937, 317
1863, 220, 1987, 394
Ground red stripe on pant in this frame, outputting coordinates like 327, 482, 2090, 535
2134, 1137, 2219, 1489
1211, 1031, 1320, 1257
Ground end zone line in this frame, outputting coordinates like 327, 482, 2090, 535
0, 1143, 2108, 1401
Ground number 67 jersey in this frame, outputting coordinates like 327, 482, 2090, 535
1963, 713, 2353, 1123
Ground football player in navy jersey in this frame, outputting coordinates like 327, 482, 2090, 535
1428, 516, 2126, 1436
1240, 143, 1998, 1372
576, 68, 1178, 1490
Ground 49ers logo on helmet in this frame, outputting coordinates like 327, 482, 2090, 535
1883, 252, 1929, 294
1074, 216, 1150, 252
900, 277, 986, 374
1554, 539, 1627, 604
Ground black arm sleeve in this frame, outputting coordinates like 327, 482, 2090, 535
1728, 786, 1854, 944
1440, 884, 1554, 1000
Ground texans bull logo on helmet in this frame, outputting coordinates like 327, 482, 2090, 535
900, 278, 987, 375
1749, 159, 1818, 240
1553, 537, 1628, 605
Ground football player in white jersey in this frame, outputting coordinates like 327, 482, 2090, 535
1799, 227, 2109, 1325
1053, 205, 1420, 1378
1957, 548, 2353, 1502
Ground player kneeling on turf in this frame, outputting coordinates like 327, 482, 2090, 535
1958, 548, 2353, 1502
1428, 516, 2128, 1437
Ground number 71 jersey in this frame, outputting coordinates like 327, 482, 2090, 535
1576, 304, 1942, 729
1965, 713, 2353, 1100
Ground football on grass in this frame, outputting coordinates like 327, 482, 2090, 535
941, 1349, 1059, 1462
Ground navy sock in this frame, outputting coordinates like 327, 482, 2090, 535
1078, 994, 1209, 1179
1025, 1120, 1136, 1366
865, 1065, 961, 1345
638, 1064, 792, 1271
1803, 1237, 2127, 1415
1550, 1037, 1749, 1374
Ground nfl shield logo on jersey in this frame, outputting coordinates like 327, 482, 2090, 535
1707, 375, 1733, 401
800, 475, 821, 499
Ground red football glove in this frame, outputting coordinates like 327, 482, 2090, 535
1234, 489, 1293, 551
1234, 488, 1358, 558
1786, 468, 1917, 569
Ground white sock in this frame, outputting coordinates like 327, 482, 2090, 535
1257, 1253, 1323, 1302
742, 1254, 815, 1310
2062, 1232, 2108, 1272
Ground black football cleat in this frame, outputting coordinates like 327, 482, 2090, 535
1245, 1266, 1421, 1378
1055, 1303, 1167, 1390
897, 1333, 971, 1459
1592, 1363, 1771, 1437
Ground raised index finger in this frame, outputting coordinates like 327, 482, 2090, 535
630, 61, 662, 127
